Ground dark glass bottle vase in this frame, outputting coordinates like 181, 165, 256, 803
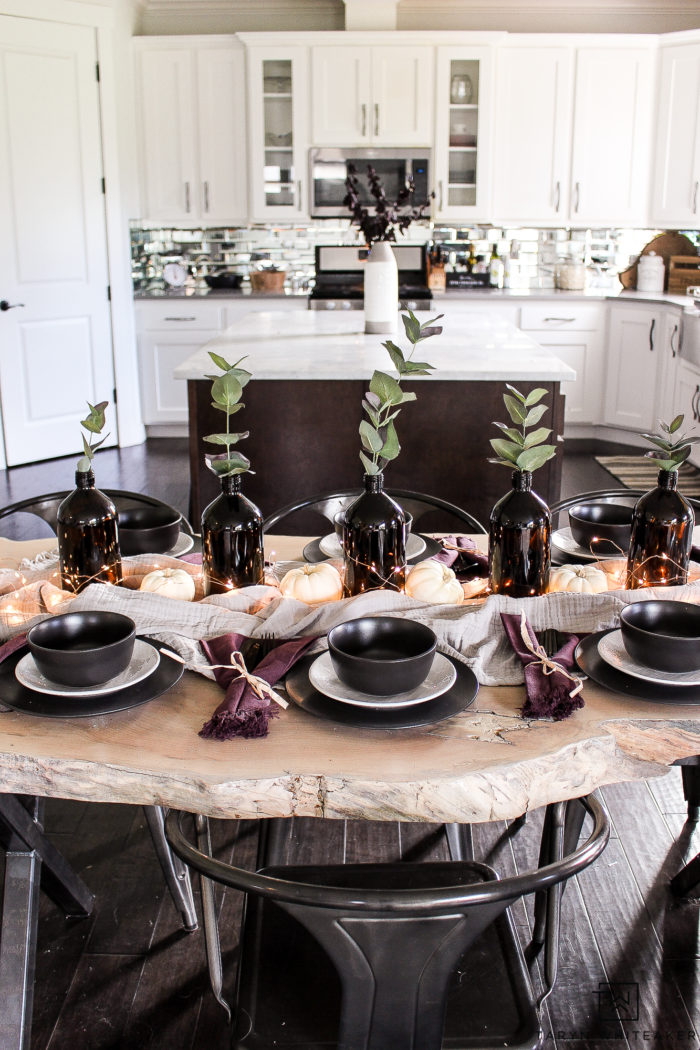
626, 469, 694, 589
342, 473, 407, 597
201, 474, 264, 596
489, 470, 551, 598
57, 469, 122, 594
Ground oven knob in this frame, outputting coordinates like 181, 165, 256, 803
326, 301, 336, 310
341, 300, 352, 310
405, 300, 417, 310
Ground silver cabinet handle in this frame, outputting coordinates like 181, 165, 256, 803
671, 323, 679, 357
203, 181, 209, 212
0, 300, 25, 311
649, 317, 656, 351
694, 180, 699, 214
693, 385, 700, 422
543, 316, 575, 323
361, 103, 367, 137
164, 316, 196, 322
185, 181, 190, 213
374, 103, 379, 137
438, 181, 443, 211
574, 181, 580, 213
296, 179, 302, 210
554, 181, 561, 212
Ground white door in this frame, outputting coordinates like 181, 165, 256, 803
651, 43, 700, 227
311, 46, 371, 145
370, 47, 433, 146
604, 306, 661, 432
570, 47, 654, 226
492, 47, 573, 224
0, 15, 115, 466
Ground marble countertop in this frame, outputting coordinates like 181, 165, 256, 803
173, 309, 577, 383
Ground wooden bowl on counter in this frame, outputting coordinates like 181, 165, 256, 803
250, 270, 286, 292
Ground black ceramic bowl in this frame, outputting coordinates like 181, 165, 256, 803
28, 612, 136, 687
568, 502, 633, 555
327, 616, 437, 696
204, 272, 243, 290
333, 510, 413, 540
118, 505, 182, 555
620, 600, 700, 673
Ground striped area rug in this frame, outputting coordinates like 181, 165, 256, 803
595, 456, 700, 498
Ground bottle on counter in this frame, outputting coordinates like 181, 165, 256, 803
467, 242, 477, 273
489, 246, 504, 289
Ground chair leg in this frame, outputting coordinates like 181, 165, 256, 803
143, 806, 198, 932
256, 817, 294, 868
444, 822, 474, 861
195, 815, 231, 1023
681, 765, 700, 823
671, 851, 700, 898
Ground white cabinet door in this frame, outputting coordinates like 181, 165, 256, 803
570, 47, 654, 226
674, 359, 700, 468
434, 47, 493, 220
0, 15, 115, 466
604, 305, 662, 432
371, 47, 434, 146
196, 44, 248, 223
311, 47, 371, 145
657, 309, 683, 427
651, 43, 700, 228
492, 47, 573, 224
247, 46, 309, 220
136, 46, 198, 223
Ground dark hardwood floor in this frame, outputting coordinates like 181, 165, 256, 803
0, 440, 697, 1050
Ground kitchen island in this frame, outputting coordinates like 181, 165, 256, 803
175, 310, 575, 528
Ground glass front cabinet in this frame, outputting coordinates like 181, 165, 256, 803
246, 45, 309, 220
433, 47, 493, 220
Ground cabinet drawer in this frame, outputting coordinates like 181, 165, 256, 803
520, 303, 603, 331
137, 303, 227, 331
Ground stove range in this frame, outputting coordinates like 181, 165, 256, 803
308, 244, 433, 311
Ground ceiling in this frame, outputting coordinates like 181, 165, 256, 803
133, 0, 700, 36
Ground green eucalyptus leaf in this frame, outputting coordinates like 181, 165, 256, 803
76, 455, 91, 472
205, 451, 252, 476
383, 339, 406, 374
380, 419, 400, 461
211, 372, 243, 407
208, 351, 232, 372
419, 313, 444, 331
641, 433, 672, 452
669, 414, 684, 434
402, 312, 422, 345
397, 390, 417, 405
516, 445, 557, 472
227, 367, 252, 388
362, 401, 380, 426
505, 383, 526, 404
493, 423, 525, 445
522, 404, 548, 428
401, 360, 435, 374
360, 451, 379, 475
359, 420, 383, 453
489, 438, 521, 464
488, 457, 516, 468
81, 435, 92, 459
523, 426, 552, 449
369, 370, 403, 405
204, 431, 250, 446
524, 387, 548, 407
503, 394, 526, 424
365, 391, 381, 409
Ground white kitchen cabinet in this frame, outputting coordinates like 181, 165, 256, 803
492, 42, 654, 226
134, 37, 247, 224
245, 44, 309, 220
433, 47, 493, 220
604, 304, 662, 432
492, 47, 574, 224
519, 304, 605, 424
674, 358, 700, 468
651, 42, 700, 227
311, 45, 434, 146
656, 308, 683, 427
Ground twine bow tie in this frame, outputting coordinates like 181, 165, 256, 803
161, 647, 289, 709
517, 612, 583, 699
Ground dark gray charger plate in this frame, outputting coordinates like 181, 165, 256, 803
575, 631, 700, 705
0, 638, 184, 718
285, 651, 478, 729
302, 534, 441, 565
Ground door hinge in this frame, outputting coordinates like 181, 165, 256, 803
101, 177, 106, 195
113, 387, 118, 405
95, 62, 100, 82
106, 285, 111, 301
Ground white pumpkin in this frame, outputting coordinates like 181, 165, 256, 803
549, 564, 608, 595
140, 567, 196, 601
405, 561, 464, 605
279, 563, 343, 603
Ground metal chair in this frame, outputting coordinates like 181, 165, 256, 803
166, 796, 609, 1050
0, 491, 198, 933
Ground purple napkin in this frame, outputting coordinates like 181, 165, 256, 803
199, 633, 317, 740
500, 612, 585, 721
433, 536, 489, 581
0, 634, 27, 664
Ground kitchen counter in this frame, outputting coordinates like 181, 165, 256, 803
180, 309, 568, 527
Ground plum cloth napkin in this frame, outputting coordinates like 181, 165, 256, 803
500, 612, 585, 721
433, 536, 489, 580
199, 633, 317, 740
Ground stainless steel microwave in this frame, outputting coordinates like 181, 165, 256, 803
309, 147, 431, 218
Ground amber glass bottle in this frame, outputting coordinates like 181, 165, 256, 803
201, 474, 264, 596
342, 473, 407, 596
489, 470, 551, 597
626, 469, 694, 589
57, 469, 122, 594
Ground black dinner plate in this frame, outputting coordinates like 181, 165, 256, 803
0, 637, 184, 717
575, 631, 700, 705
302, 533, 441, 565
284, 651, 478, 729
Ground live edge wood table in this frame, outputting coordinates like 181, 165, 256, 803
2, 536, 700, 1046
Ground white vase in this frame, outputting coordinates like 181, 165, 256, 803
363, 241, 398, 334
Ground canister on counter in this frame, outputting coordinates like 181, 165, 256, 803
636, 251, 665, 293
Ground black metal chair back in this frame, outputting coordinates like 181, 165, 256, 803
166, 796, 609, 1050
0, 489, 193, 541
